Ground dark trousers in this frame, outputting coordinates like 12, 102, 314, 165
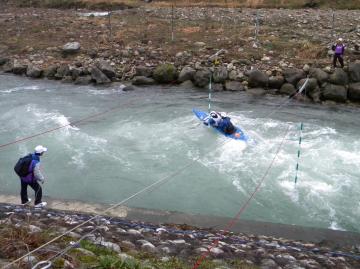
21, 181, 42, 205
333, 54, 344, 68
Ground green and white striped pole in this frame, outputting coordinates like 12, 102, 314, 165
294, 122, 303, 184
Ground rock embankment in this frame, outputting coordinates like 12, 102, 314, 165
0, 203, 359, 269
2, 56, 360, 104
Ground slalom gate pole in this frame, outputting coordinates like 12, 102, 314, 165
294, 122, 303, 184
208, 73, 212, 113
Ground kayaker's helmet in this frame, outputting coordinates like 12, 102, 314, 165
338, 38, 343, 42
210, 111, 218, 118
220, 112, 227, 118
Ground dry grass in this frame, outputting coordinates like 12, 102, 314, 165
7, 0, 360, 9
150, 0, 359, 9
9, 0, 141, 10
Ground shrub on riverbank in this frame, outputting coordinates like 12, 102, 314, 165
153, 64, 177, 84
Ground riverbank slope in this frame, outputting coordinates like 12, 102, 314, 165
0, 196, 359, 268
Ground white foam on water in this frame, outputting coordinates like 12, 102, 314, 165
263, 121, 279, 128
305, 126, 337, 137
232, 178, 246, 194
328, 206, 346, 231
303, 180, 334, 193
0, 85, 40, 93
88, 88, 123, 95
70, 150, 85, 168
278, 180, 299, 203
26, 104, 79, 134
333, 150, 360, 165
329, 221, 346, 231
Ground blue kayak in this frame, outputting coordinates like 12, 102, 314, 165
193, 109, 248, 141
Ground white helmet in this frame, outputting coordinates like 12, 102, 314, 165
35, 145, 47, 154
219, 112, 227, 118
210, 111, 218, 118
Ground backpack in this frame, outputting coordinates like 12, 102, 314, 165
14, 154, 33, 177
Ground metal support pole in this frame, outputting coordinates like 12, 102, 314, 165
332, 10, 335, 38
255, 10, 259, 45
108, 11, 112, 40
171, 1, 175, 42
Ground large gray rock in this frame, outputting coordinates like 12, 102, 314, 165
275, 254, 296, 266
209, 247, 224, 257
178, 66, 196, 82
308, 87, 321, 103
12, 64, 27, 75
122, 85, 135, 92
62, 42, 81, 54
297, 78, 318, 94
213, 66, 228, 83
193, 68, 211, 88
248, 69, 268, 88
329, 68, 348, 85
44, 65, 58, 79
348, 83, 360, 101
153, 64, 177, 83
26, 65, 42, 78
180, 80, 195, 89
96, 60, 116, 79
71, 68, 82, 80
140, 242, 157, 253
91, 66, 111, 84
309, 68, 328, 84
348, 63, 360, 82
283, 68, 306, 85
22, 255, 38, 264
62, 75, 74, 84
260, 258, 277, 269
135, 66, 153, 77
55, 65, 70, 80
322, 84, 347, 102
247, 88, 267, 96
2, 61, 13, 73
268, 76, 284, 89
212, 83, 224, 92
0, 58, 9, 66
99, 241, 121, 253
279, 83, 296, 95
132, 76, 155, 85
225, 81, 245, 91
74, 75, 92, 85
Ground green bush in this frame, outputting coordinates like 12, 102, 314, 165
153, 64, 177, 84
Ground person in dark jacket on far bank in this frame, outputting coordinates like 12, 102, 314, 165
332, 38, 345, 68
19, 145, 47, 208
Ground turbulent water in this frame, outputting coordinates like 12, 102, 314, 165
0, 74, 359, 233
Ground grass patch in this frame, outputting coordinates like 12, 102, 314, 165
80, 240, 117, 256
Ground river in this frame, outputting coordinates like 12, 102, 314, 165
0, 74, 359, 232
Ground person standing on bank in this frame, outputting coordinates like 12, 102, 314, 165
332, 38, 345, 68
18, 145, 48, 208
